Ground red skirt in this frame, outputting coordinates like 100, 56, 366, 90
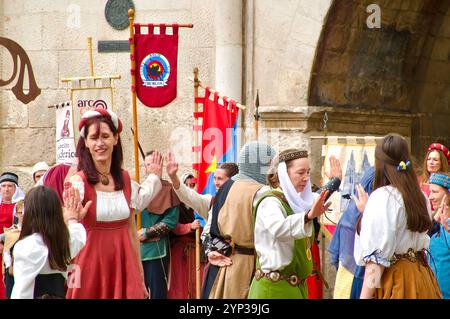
66, 219, 144, 299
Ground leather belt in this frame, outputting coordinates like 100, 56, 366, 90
389, 248, 427, 266
254, 268, 306, 287
233, 245, 255, 256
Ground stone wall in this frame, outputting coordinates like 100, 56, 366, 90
0, 0, 216, 192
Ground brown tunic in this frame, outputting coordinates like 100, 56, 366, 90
208, 180, 263, 299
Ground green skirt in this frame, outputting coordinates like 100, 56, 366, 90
248, 277, 308, 299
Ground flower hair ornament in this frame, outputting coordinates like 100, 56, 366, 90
397, 160, 411, 171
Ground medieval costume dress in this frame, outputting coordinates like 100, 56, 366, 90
328, 167, 374, 299
428, 173, 450, 299
170, 182, 212, 298
430, 224, 450, 298
66, 171, 162, 299
167, 202, 205, 299
11, 221, 86, 299
140, 181, 179, 299
202, 179, 266, 299
354, 186, 442, 299
248, 158, 316, 299
0, 202, 15, 299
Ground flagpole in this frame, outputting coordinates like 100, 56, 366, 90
193, 67, 201, 299
87, 37, 94, 77
253, 89, 259, 140
133, 23, 194, 28
129, 9, 142, 230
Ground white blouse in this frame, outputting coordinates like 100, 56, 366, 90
254, 191, 316, 272
11, 222, 86, 299
354, 186, 431, 268
74, 174, 162, 222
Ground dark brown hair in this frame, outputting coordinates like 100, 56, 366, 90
217, 162, 239, 178
76, 116, 124, 190
267, 148, 308, 188
420, 148, 449, 184
374, 134, 431, 233
19, 186, 72, 271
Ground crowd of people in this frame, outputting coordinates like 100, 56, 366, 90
0, 108, 448, 299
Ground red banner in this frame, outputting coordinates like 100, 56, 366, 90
133, 24, 179, 107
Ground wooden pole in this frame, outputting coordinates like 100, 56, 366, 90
193, 67, 201, 299
87, 37, 94, 77
129, 9, 142, 229
61, 75, 121, 82
134, 23, 194, 28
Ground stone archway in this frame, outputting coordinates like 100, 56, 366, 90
308, 0, 450, 161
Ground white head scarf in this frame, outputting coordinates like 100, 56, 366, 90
277, 161, 314, 213
0, 182, 25, 204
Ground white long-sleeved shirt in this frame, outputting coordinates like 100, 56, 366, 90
172, 182, 212, 220
172, 183, 213, 241
354, 186, 431, 267
254, 191, 316, 272
11, 222, 86, 299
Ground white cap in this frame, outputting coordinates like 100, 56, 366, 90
32, 161, 50, 179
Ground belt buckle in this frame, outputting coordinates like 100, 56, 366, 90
407, 249, 417, 263
255, 269, 263, 281
288, 274, 300, 287
268, 271, 281, 282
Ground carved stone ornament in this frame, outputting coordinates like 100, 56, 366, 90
105, 0, 135, 30
0, 37, 41, 104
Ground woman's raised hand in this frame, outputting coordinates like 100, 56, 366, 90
308, 190, 332, 219
165, 151, 179, 178
438, 194, 449, 231
147, 150, 163, 178
325, 155, 343, 181
354, 184, 369, 214
63, 183, 92, 223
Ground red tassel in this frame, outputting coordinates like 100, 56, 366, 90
133, 24, 141, 35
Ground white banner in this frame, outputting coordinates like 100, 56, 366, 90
320, 136, 381, 226
71, 85, 114, 142
55, 101, 76, 164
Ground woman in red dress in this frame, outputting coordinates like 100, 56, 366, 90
65, 108, 163, 299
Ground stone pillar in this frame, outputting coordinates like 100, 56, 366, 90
214, 0, 243, 101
